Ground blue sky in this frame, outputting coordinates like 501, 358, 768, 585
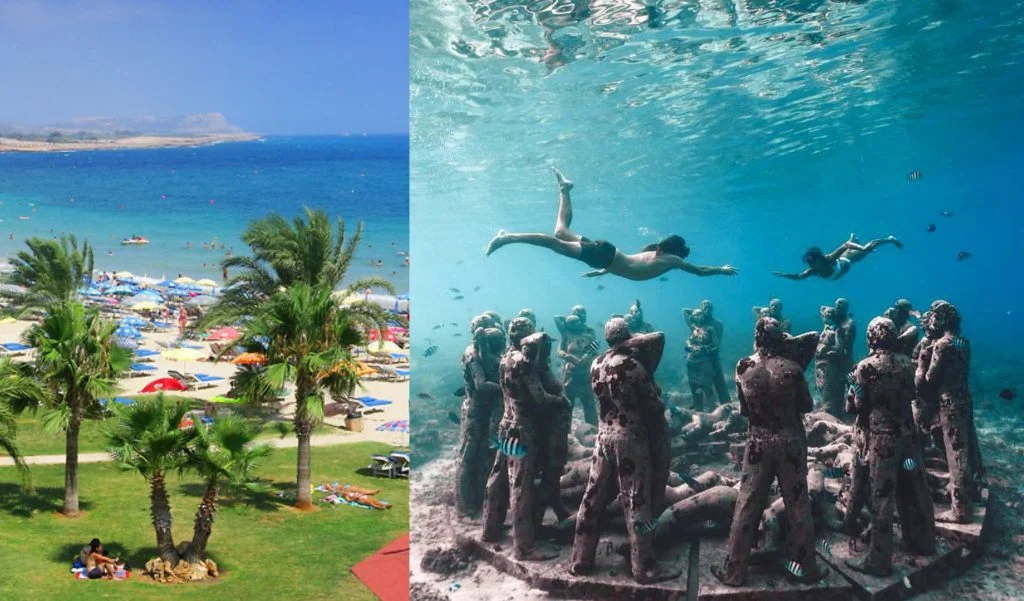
0, 0, 409, 134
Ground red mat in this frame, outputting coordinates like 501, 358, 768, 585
351, 533, 409, 601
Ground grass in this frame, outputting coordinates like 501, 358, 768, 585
0, 443, 409, 601
12, 399, 335, 457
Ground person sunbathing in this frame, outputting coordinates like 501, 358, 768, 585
80, 539, 118, 579
485, 168, 738, 281
773, 233, 903, 281
342, 490, 392, 510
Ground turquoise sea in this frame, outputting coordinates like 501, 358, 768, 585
410, 1, 1022, 441
0, 135, 410, 292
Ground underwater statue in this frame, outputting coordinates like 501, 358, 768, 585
699, 299, 730, 404
752, 298, 791, 333
844, 317, 936, 576
919, 301, 982, 523
515, 308, 537, 328
455, 319, 505, 517
886, 299, 920, 356
713, 317, 825, 586
611, 298, 653, 334
570, 318, 680, 584
555, 306, 600, 425
683, 307, 718, 411
814, 306, 846, 418
833, 298, 857, 377
534, 332, 573, 526
481, 317, 536, 542
481, 310, 505, 334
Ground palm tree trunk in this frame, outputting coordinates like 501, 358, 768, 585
187, 484, 219, 563
150, 471, 179, 563
63, 405, 81, 517
295, 414, 313, 510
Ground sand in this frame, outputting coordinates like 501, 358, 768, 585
0, 133, 260, 153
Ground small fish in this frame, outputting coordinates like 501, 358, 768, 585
449, 288, 460, 293
447, 411, 460, 424
816, 538, 833, 559
952, 336, 969, 351
658, 276, 668, 282
456, 260, 464, 265
453, 333, 462, 337
596, 285, 605, 291
940, 211, 952, 217
448, 581, 462, 592
423, 344, 439, 357
450, 322, 459, 327
926, 224, 936, 233
634, 519, 658, 535
999, 388, 1017, 401
902, 457, 917, 471
416, 392, 434, 400
682, 475, 704, 491
957, 251, 971, 261
491, 436, 527, 459
784, 560, 805, 578
452, 295, 464, 301
588, 340, 599, 353
823, 466, 846, 479
704, 519, 717, 529
846, 377, 863, 400
907, 170, 922, 181
453, 386, 466, 396
432, 323, 444, 330
473, 286, 481, 292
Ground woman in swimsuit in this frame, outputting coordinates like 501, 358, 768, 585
773, 233, 902, 281
485, 168, 738, 281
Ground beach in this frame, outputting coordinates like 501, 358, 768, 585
0, 133, 261, 153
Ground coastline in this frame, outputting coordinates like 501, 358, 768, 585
0, 133, 261, 153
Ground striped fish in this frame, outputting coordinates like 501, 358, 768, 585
682, 475, 704, 491
634, 519, 658, 535
952, 336, 969, 352
823, 466, 846, 479
490, 436, 527, 459
817, 538, 833, 559
846, 374, 863, 399
902, 457, 917, 471
588, 340, 599, 353
784, 560, 805, 578
908, 170, 922, 181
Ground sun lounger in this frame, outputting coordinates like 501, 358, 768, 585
0, 342, 31, 357
169, 370, 225, 390
369, 455, 398, 478
134, 349, 159, 362
99, 397, 137, 407
390, 451, 410, 478
126, 363, 157, 377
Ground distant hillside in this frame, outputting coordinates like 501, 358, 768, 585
0, 113, 248, 139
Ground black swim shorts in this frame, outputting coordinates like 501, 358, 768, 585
578, 237, 616, 270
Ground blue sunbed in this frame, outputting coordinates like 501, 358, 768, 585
395, 369, 410, 377
134, 349, 159, 359
1, 343, 31, 352
355, 396, 393, 408
194, 374, 224, 383
130, 363, 156, 372
99, 397, 136, 407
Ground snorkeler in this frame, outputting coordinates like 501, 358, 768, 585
485, 168, 738, 281
772, 233, 902, 281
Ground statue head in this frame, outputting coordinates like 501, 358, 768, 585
521, 332, 552, 364
928, 301, 961, 336
891, 298, 912, 325
507, 317, 536, 349
604, 317, 631, 347
470, 314, 490, 333
768, 298, 783, 317
699, 299, 713, 316
820, 305, 836, 325
690, 308, 705, 325
570, 304, 587, 323
754, 316, 784, 352
833, 298, 849, 320
565, 314, 585, 334
867, 317, 897, 352
484, 327, 506, 355
628, 299, 642, 318
515, 308, 537, 327
482, 310, 503, 329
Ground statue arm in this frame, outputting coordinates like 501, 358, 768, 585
469, 358, 501, 395
924, 341, 947, 385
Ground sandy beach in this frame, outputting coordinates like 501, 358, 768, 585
0, 133, 261, 153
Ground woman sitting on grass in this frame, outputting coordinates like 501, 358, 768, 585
79, 539, 119, 579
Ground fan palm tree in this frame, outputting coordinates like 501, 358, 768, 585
202, 207, 401, 334
3, 235, 94, 315
106, 395, 195, 563
236, 283, 362, 509
182, 415, 271, 564
25, 301, 132, 516
0, 359, 49, 489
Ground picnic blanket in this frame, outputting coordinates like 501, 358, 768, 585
71, 558, 131, 580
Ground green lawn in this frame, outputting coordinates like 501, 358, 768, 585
12, 400, 335, 457
0, 443, 409, 601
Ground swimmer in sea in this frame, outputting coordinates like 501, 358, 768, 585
485, 168, 738, 282
772, 233, 903, 281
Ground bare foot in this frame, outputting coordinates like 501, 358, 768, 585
485, 230, 508, 256
552, 167, 574, 191
888, 235, 904, 249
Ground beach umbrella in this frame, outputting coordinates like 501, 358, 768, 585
207, 327, 240, 341
179, 284, 202, 293
376, 420, 409, 433
114, 271, 134, 280
132, 301, 162, 312
115, 324, 143, 339
156, 279, 176, 288
161, 347, 205, 375
175, 276, 195, 285
78, 286, 102, 296
370, 340, 404, 354
141, 377, 189, 393
186, 294, 216, 306
231, 352, 266, 366
195, 279, 218, 288
115, 335, 140, 350
120, 316, 145, 328
107, 285, 136, 295
134, 289, 164, 300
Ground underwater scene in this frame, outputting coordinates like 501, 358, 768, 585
409, 1, 1023, 599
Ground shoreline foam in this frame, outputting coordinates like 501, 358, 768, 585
0, 133, 261, 153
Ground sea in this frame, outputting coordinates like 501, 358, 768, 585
409, 1, 1023, 446
0, 135, 410, 293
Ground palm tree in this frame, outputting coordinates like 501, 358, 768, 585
106, 395, 195, 563
237, 283, 363, 509
25, 301, 132, 516
182, 415, 271, 564
0, 359, 49, 489
202, 207, 400, 333
3, 235, 94, 315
